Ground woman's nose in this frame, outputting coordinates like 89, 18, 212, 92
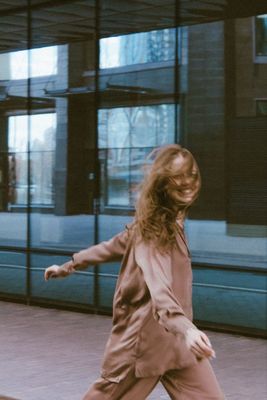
181, 174, 193, 186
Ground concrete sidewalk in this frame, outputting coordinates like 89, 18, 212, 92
0, 301, 266, 400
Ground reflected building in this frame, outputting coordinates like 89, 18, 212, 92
0, 1, 266, 336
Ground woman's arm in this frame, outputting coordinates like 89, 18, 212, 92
44, 228, 129, 280
72, 228, 129, 268
135, 240, 195, 335
135, 241, 215, 359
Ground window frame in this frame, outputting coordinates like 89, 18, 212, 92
255, 98, 267, 116
253, 16, 267, 64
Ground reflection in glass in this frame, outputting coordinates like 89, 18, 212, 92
0, 251, 26, 295
100, 29, 176, 68
8, 113, 56, 206
0, 46, 57, 80
99, 104, 176, 148
255, 15, 267, 56
12, 46, 57, 79
99, 105, 176, 208
256, 100, 267, 115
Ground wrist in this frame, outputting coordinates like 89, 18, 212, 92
59, 260, 76, 276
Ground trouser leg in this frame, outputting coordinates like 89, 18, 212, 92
161, 358, 225, 400
82, 368, 160, 400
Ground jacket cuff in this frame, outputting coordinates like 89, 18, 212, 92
155, 308, 197, 336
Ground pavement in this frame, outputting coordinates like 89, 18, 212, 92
0, 301, 266, 400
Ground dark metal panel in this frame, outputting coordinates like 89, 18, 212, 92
227, 117, 267, 225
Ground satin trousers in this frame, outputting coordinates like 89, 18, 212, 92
82, 358, 225, 400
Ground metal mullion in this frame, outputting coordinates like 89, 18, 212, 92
93, 0, 100, 311
26, 0, 32, 304
174, 0, 180, 144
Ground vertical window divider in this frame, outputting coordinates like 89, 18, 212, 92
174, 0, 180, 144
26, 0, 32, 304
93, 0, 100, 311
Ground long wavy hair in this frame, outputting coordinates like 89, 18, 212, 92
133, 144, 201, 251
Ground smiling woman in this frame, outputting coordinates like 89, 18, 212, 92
134, 144, 201, 251
44, 144, 224, 400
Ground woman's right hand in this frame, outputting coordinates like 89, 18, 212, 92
44, 265, 63, 281
185, 327, 216, 360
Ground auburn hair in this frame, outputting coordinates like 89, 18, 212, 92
133, 144, 201, 251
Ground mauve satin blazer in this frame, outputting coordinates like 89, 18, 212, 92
72, 224, 198, 382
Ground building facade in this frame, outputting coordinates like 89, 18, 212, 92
0, 1, 266, 335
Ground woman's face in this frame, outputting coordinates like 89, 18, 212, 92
168, 152, 201, 206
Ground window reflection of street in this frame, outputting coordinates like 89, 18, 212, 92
8, 114, 56, 207
98, 105, 177, 209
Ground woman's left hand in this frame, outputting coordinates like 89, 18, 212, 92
185, 328, 216, 360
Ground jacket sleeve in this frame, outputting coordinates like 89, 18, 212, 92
135, 241, 197, 336
71, 228, 129, 269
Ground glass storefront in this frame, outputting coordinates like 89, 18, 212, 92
0, 1, 266, 334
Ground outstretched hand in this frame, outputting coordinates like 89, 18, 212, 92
185, 328, 216, 360
44, 265, 62, 281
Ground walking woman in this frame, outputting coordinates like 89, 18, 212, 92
44, 144, 225, 399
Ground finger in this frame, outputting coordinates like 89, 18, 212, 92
195, 341, 214, 357
45, 270, 56, 280
191, 346, 204, 358
192, 346, 214, 360
193, 341, 209, 353
199, 334, 216, 358
197, 335, 213, 350
192, 343, 211, 358
200, 332, 212, 347
196, 338, 213, 353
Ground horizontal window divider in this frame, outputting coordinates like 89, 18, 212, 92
192, 262, 267, 274
0, 264, 25, 269
97, 272, 118, 279
84, 60, 177, 78
0, 245, 74, 257
32, 267, 95, 276
0, 264, 96, 275
193, 282, 267, 294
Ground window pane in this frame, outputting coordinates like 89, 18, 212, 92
31, 253, 94, 305
100, 29, 176, 68
0, 10, 28, 248
0, 251, 26, 296
99, 105, 176, 208
256, 100, 267, 115
28, 0, 97, 256
255, 15, 267, 57
8, 113, 56, 206
98, 105, 176, 149
0, 46, 58, 80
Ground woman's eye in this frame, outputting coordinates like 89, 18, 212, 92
172, 171, 198, 181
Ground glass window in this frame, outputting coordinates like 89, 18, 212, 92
98, 104, 177, 208
256, 99, 267, 115
0, 46, 58, 81
255, 15, 267, 57
0, 251, 26, 295
98, 104, 176, 148
8, 113, 56, 206
100, 29, 176, 68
